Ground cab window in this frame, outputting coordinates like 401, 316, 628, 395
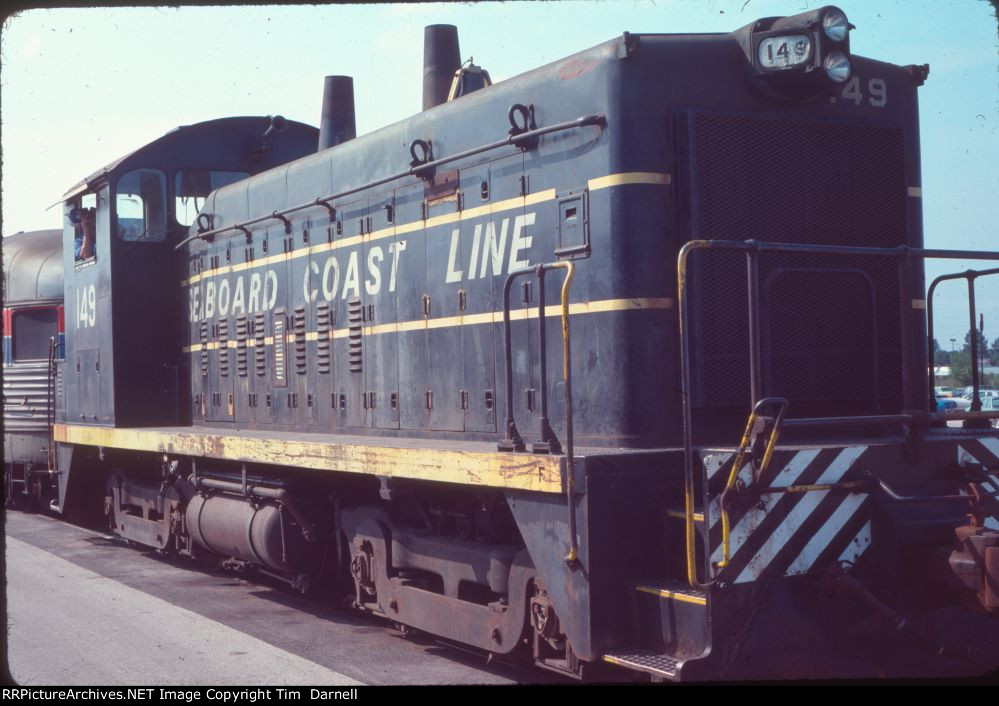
116, 169, 167, 242
71, 192, 98, 261
175, 170, 249, 226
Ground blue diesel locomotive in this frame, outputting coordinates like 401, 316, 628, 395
10, 7, 999, 680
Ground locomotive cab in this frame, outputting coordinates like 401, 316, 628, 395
58, 117, 320, 430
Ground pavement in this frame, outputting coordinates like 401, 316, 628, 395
3, 511, 552, 686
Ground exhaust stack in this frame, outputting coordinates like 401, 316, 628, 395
318, 75, 356, 152
422, 24, 460, 111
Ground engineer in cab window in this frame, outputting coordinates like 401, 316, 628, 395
72, 207, 96, 261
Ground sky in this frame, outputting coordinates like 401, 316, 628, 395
1, 1, 997, 345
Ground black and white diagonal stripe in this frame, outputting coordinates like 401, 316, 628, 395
958, 437, 999, 531
703, 446, 871, 584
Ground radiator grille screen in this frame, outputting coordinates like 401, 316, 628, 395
685, 111, 907, 413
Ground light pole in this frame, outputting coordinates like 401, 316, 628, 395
980, 314, 985, 388
950, 338, 957, 386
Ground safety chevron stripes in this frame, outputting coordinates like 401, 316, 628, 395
958, 436, 999, 531
958, 436, 999, 470
703, 446, 872, 584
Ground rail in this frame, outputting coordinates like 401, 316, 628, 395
715, 397, 787, 572
874, 477, 971, 504
47, 337, 56, 471
499, 261, 579, 568
926, 266, 999, 422
677, 239, 999, 588
175, 113, 606, 250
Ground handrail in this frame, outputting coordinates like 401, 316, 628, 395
46, 336, 56, 471
874, 477, 971, 504
499, 260, 579, 568
175, 114, 606, 251
716, 397, 787, 571
926, 267, 999, 421
677, 239, 999, 589
677, 241, 711, 589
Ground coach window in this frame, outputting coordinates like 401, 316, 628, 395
115, 168, 167, 242
175, 170, 249, 226
12, 308, 59, 361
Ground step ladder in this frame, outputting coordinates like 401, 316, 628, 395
602, 650, 682, 681
603, 580, 710, 682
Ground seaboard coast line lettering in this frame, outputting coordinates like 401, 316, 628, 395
189, 212, 535, 323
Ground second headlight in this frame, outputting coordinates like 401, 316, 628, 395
823, 51, 851, 83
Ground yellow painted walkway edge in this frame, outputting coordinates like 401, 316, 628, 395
54, 423, 565, 493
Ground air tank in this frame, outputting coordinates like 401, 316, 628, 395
186, 493, 321, 574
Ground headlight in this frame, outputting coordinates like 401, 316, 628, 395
823, 51, 851, 83
822, 8, 850, 42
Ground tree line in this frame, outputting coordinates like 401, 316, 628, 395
933, 331, 999, 386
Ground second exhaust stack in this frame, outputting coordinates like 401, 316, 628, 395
423, 24, 460, 111
318, 75, 356, 151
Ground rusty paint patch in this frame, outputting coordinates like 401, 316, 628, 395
557, 57, 600, 81
425, 169, 459, 202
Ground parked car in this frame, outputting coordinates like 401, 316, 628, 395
981, 396, 999, 427
953, 388, 999, 411
958, 386, 997, 398
936, 398, 958, 412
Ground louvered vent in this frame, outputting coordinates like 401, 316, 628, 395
236, 314, 248, 377
347, 297, 363, 373
218, 319, 230, 377
273, 312, 287, 387
316, 303, 332, 374
199, 321, 209, 377
293, 306, 307, 375
254, 313, 266, 376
